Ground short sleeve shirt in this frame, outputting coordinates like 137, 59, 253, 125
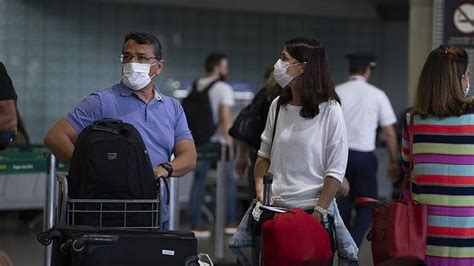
336, 76, 397, 152
66, 82, 193, 222
195, 77, 235, 144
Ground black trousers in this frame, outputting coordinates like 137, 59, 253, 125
337, 149, 378, 247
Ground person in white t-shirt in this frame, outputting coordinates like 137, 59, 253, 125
335, 53, 398, 247
255, 38, 350, 263
189, 53, 237, 237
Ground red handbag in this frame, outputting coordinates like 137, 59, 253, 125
356, 113, 427, 266
261, 208, 332, 266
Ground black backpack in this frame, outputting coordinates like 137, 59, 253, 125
228, 88, 270, 149
68, 118, 156, 200
182, 80, 219, 145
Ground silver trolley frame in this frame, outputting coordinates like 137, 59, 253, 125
56, 174, 162, 229
43, 154, 165, 266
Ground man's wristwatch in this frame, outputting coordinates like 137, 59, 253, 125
159, 162, 173, 178
314, 205, 328, 219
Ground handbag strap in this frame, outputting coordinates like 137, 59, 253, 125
399, 111, 415, 200
355, 197, 387, 210
271, 103, 281, 144
268, 103, 281, 159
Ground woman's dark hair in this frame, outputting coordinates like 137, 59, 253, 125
413, 45, 470, 117
279, 37, 340, 119
263, 71, 281, 103
123, 32, 163, 60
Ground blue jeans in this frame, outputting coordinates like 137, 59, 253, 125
161, 220, 169, 230
190, 157, 237, 228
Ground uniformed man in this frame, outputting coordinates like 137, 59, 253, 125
336, 53, 398, 247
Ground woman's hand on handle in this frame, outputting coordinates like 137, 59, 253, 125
312, 211, 323, 222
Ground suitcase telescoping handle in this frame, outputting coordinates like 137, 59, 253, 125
62, 234, 119, 254
157, 177, 170, 205
259, 174, 274, 266
263, 173, 273, 206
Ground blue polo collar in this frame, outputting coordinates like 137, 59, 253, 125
118, 82, 162, 101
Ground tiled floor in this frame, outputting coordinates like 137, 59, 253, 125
0, 148, 391, 265
0, 212, 374, 266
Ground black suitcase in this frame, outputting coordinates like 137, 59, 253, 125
38, 226, 199, 266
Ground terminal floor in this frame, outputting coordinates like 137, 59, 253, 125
0, 211, 374, 266
0, 149, 391, 265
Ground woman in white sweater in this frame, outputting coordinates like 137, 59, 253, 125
255, 37, 348, 224
230, 38, 357, 265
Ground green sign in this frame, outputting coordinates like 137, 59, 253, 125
0, 144, 219, 174
0, 145, 68, 174
196, 143, 220, 161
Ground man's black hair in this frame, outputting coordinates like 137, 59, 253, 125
123, 32, 163, 60
205, 53, 227, 73
349, 62, 371, 75
346, 53, 376, 75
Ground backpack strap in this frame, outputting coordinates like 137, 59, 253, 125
190, 80, 198, 93
268, 102, 281, 159
203, 79, 219, 93
191, 79, 220, 94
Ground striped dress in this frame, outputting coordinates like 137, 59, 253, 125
402, 109, 474, 266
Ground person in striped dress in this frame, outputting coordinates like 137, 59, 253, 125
402, 45, 472, 265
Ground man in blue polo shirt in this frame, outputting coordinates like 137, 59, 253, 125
44, 32, 197, 228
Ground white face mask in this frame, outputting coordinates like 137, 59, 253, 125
465, 78, 470, 97
122, 62, 157, 91
273, 59, 303, 88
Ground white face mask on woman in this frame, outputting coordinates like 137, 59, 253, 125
273, 59, 304, 88
122, 62, 157, 91
465, 78, 470, 97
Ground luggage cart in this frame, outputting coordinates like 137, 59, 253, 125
42, 154, 165, 266
55, 174, 162, 229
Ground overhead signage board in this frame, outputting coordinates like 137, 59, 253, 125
444, 1, 474, 48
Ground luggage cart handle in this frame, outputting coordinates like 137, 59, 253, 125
157, 177, 170, 205
57, 175, 68, 198
56, 175, 69, 225
260, 173, 274, 266
263, 173, 273, 206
